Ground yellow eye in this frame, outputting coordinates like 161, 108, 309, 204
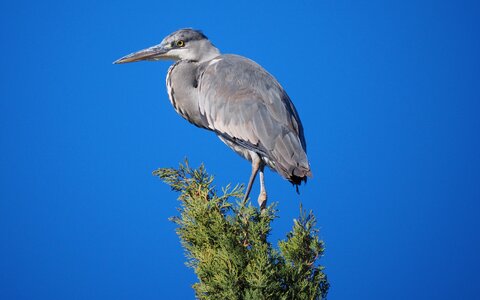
176, 40, 185, 47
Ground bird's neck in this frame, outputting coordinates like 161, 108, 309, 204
165, 61, 209, 128
186, 40, 220, 63
198, 46, 220, 63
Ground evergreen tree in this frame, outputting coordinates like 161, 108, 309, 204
153, 161, 329, 299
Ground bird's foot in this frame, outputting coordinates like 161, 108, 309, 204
258, 191, 267, 211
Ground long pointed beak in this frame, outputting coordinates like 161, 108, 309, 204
113, 45, 169, 64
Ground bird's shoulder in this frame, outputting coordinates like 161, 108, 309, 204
198, 54, 277, 89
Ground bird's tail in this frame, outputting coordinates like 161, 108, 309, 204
287, 165, 312, 186
268, 131, 312, 186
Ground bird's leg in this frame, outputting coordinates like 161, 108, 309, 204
243, 155, 261, 204
258, 165, 267, 210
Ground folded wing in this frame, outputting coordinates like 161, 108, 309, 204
196, 55, 311, 184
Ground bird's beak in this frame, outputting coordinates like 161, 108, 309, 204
113, 45, 170, 64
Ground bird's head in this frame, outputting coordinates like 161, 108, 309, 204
114, 28, 220, 64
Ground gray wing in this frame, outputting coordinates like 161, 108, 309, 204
196, 54, 311, 182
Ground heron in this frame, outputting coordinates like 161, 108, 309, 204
114, 28, 311, 209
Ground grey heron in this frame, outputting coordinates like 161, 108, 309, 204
114, 28, 311, 209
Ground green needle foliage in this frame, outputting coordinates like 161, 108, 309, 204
153, 161, 329, 299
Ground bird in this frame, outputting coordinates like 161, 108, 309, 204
114, 28, 311, 209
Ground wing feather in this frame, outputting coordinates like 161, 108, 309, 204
197, 55, 311, 182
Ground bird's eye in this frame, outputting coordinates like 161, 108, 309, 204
176, 40, 185, 47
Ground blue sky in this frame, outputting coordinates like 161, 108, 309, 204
1, 0, 479, 299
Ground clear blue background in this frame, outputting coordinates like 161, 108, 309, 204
1, 0, 479, 299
